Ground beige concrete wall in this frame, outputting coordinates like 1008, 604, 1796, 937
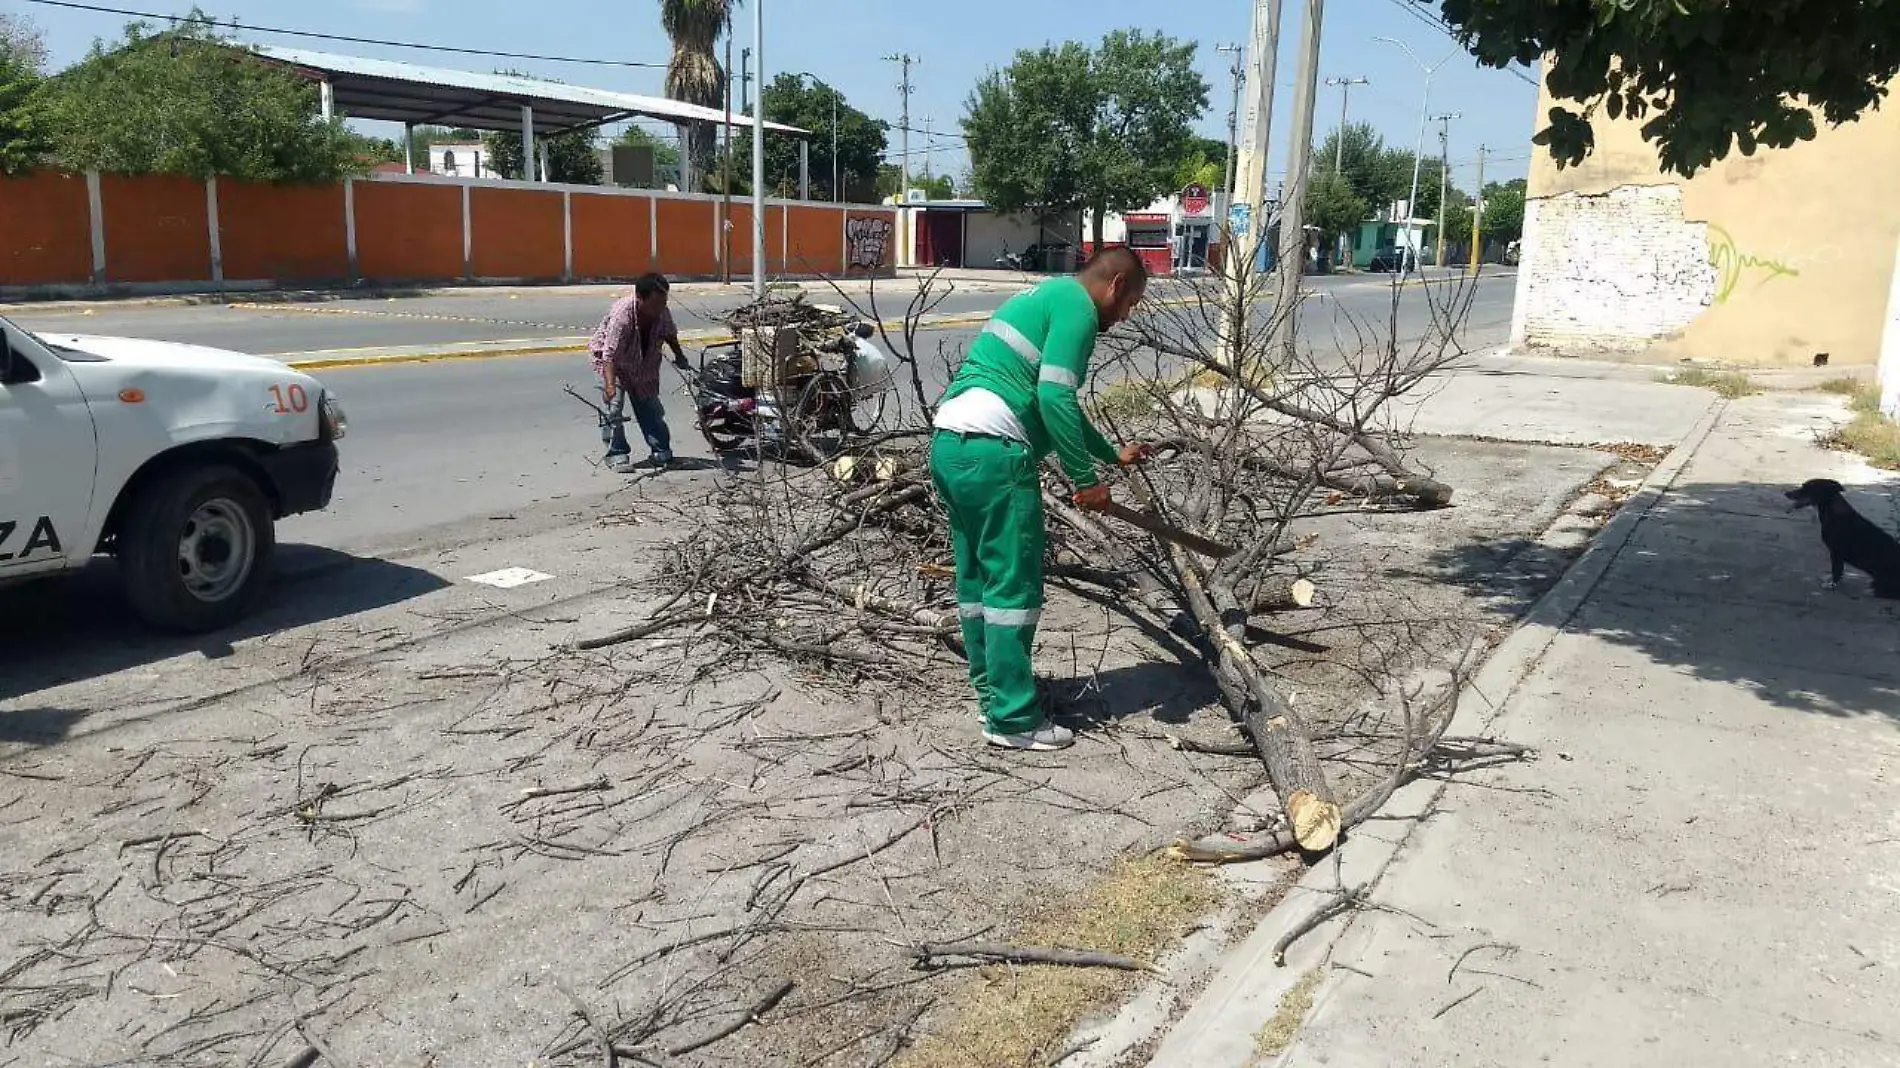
1515, 77, 1900, 367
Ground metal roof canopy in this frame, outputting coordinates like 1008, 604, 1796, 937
248, 44, 807, 138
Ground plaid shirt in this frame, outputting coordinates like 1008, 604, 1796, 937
589, 294, 679, 399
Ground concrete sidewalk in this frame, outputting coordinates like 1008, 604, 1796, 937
1152, 386, 1900, 1067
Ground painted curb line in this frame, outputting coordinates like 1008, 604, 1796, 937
1142, 392, 1729, 1068
277, 298, 1209, 372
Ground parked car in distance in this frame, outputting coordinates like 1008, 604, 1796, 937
1368, 244, 1418, 273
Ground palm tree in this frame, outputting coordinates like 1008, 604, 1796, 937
660, 0, 734, 191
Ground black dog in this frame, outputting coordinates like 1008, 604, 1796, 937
1785, 478, 1900, 598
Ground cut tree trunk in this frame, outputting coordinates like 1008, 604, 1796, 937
1162, 536, 1341, 852
1249, 577, 1318, 613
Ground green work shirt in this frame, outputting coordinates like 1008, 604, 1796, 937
938, 276, 1122, 488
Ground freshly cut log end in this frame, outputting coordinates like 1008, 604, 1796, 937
1251, 577, 1318, 613
1396, 477, 1454, 508
1286, 789, 1341, 853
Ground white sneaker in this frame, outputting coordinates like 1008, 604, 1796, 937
984, 721, 1075, 751
604, 452, 632, 471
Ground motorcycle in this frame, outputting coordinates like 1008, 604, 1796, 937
686, 320, 893, 459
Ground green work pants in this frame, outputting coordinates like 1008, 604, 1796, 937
929, 430, 1046, 735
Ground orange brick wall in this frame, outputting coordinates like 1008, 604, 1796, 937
0, 171, 897, 291
654, 197, 718, 278
0, 172, 92, 286
218, 180, 349, 282
571, 192, 652, 278
100, 173, 211, 284
786, 205, 845, 276
471, 187, 564, 280
354, 181, 465, 282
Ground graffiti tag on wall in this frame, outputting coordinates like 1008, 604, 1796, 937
847, 217, 892, 270
1708, 224, 1799, 304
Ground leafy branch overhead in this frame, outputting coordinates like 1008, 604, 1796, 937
1432, 0, 1900, 176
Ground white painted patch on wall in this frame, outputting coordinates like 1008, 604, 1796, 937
466, 567, 554, 589
1877, 232, 1900, 419
1516, 184, 1716, 351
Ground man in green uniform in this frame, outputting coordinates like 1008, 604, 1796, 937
930, 247, 1151, 751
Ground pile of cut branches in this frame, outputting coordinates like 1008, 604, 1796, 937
577, 252, 1485, 863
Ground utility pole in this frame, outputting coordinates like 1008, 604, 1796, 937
923, 115, 933, 185
1323, 76, 1367, 173
750, 2, 765, 299
1432, 111, 1459, 271
884, 53, 917, 201
1467, 144, 1486, 275
721, 26, 734, 283
739, 48, 752, 116
1271, 0, 1326, 349
884, 52, 917, 265
1215, 43, 1244, 213
1232, 0, 1286, 257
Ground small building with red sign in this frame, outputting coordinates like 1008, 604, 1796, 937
1081, 186, 1223, 276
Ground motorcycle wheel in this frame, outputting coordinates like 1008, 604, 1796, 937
789, 373, 852, 462
699, 411, 751, 454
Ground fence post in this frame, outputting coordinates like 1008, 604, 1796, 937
85, 171, 106, 284
344, 179, 359, 281
205, 175, 224, 285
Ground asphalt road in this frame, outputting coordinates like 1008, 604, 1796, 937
261, 272, 1516, 553
3, 284, 1017, 357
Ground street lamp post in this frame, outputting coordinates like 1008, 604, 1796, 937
1373, 37, 1456, 273
751, 0, 766, 299
797, 72, 840, 202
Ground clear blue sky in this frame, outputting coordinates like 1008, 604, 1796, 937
18, 0, 1540, 192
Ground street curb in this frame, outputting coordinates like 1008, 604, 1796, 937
1140, 393, 1729, 1068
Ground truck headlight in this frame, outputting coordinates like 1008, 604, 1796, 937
320, 392, 348, 440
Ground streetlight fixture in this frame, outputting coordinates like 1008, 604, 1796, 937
796, 71, 840, 203
1373, 36, 1457, 272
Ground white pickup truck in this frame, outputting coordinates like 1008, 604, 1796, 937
0, 313, 344, 632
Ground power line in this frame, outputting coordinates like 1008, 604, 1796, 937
23, 0, 668, 68
1373, 0, 1539, 88
889, 124, 964, 141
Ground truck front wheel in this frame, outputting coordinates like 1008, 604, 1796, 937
119, 465, 276, 632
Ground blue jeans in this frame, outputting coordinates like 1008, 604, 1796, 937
602, 389, 672, 460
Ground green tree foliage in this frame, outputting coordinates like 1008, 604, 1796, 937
729, 73, 887, 199
1440, 190, 1474, 245
1304, 172, 1369, 267
1, 12, 48, 73
1172, 134, 1228, 190
484, 128, 605, 185
876, 163, 954, 201
0, 17, 52, 175
41, 15, 369, 181
1434, 0, 1900, 176
616, 125, 681, 175
964, 29, 1209, 248
660, 0, 734, 185
1476, 178, 1526, 244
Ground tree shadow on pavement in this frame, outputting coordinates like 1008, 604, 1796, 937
1413, 478, 1900, 727
0, 544, 449, 718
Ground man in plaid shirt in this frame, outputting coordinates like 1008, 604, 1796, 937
591, 273, 691, 470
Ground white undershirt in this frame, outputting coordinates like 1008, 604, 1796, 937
933, 387, 1030, 442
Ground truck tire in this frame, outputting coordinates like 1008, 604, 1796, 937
118, 465, 276, 632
